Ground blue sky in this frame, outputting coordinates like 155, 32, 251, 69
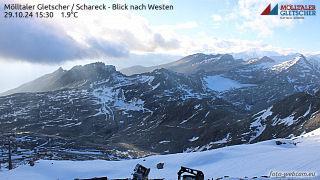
0, 0, 319, 92
136, 0, 320, 52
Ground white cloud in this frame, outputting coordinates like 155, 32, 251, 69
212, 14, 222, 21
229, 0, 301, 38
0, 0, 299, 64
175, 21, 199, 29
153, 21, 198, 30
196, 31, 207, 37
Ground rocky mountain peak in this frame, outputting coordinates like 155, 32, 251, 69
245, 56, 275, 65
269, 54, 311, 72
70, 62, 116, 73
219, 54, 234, 62
51, 67, 65, 76
259, 56, 275, 63
294, 54, 309, 66
56, 67, 64, 72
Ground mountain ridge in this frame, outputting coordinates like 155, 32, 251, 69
1, 62, 117, 96
120, 53, 245, 76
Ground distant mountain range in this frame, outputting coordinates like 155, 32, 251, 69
120, 53, 244, 75
120, 50, 319, 76
1, 53, 320, 161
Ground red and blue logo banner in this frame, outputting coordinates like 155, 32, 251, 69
261, 3, 316, 18
261, 3, 278, 15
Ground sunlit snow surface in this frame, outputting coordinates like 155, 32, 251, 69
2, 128, 320, 179
204, 76, 255, 92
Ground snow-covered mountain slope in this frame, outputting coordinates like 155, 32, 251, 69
270, 54, 312, 72
221, 56, 279, 84
269, 53, 301, 63
268, 55, 320, 94
309, 58, 320, 72
308, 54, 320, 62
217, 54, 320, 112
248, 91, 320, 143
2, 128, 320, 180
1, 66, 249, 156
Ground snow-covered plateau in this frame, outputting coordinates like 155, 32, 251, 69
2, 128, 320, 180
204, 75, 255, 92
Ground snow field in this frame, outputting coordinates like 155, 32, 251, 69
204, 76, 254, 92
2, 127, 320, 179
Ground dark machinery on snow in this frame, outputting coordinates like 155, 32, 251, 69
177, 166, 204, 180
132, 163, 150, 180
157, 162, 164, 169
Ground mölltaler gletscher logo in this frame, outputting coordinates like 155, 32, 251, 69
261, 3, 278, 15
261, 3, 316, 17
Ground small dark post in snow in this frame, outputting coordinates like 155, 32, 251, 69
8, 138, 12, 170
1, 132, 15, 170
